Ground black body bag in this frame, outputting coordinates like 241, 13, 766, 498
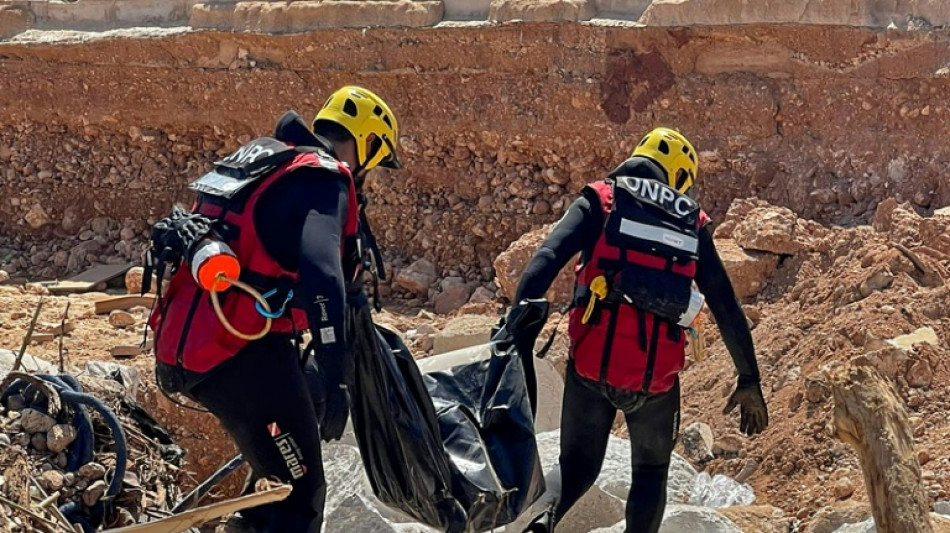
346, 300, 548, 532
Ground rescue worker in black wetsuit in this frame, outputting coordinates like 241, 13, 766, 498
513, 128, 769, 533
149, 86, 400, 533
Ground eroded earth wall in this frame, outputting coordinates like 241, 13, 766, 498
1, 25, 949, 285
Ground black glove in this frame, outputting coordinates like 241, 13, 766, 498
723, 375, 769, 436
500, 299, 549, 352
314, 349, 350, 442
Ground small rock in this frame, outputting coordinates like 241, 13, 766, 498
433, 278, 473, 315
712, 435, 742, 458
82, 480, 108, 507
24, 204, 52, 229
393, 259, 438, 295
0, 434, 10, 446
78, 462, 107, 481
906, 358, 933, 388
834, 477, 856, 500
15, 433, 30, 447
5, 394, 26, 411
20, 408, 56, 433
805, 374, 831, 404
0, 270, 8, 284
39, 471, 65, 493
108, 310, 136, 329
125, 267, 146, 295
681, 422, 715, 464
47, 424, 78, 453
734, 459, 759, 484
64, 473, 76, 487
31, 432, 48, 452
935, 501, 950, 516
468, 286, 495, 304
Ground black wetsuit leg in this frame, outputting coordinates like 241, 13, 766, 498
553, 361, 618, 522
622, 380, 680, 533
186, 335, 327, 533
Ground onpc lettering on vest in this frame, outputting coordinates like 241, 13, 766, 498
224, 143, 276, 166
624, 176, 696, 216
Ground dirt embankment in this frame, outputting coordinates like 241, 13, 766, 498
0, 25, 949, 301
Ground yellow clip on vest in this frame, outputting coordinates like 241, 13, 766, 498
581, 276, 609, 325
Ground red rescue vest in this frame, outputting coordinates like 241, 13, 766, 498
568, 179, 710, 394
150, 144, 359, 373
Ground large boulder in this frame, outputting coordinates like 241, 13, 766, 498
432, 315, 498, 355
395, 259, 439, 295
718, 505, 793, 533
732, 204, 802, 255
494, 224, 575, 306
433, 277, 473, 315
715, 239, 779, 299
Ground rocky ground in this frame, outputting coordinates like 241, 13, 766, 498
0, 197, 947, 531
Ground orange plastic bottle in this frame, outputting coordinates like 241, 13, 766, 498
188, 238, 241, 292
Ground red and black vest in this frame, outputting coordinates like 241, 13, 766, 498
568, 177, 710, 394
150, 138, 359, 373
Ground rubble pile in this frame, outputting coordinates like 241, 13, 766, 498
0, 366, 187, 532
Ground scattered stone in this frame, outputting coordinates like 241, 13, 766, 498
5, 393, 25, 411
468, 286, 495, 304
734, 459, 759, 484
124, 266, 148, 295
82, 480, 109, 507
718, 505, 792, 533
834, 477, 856, 500
0, 434, 10, 446
30, 432, 48, 452
659, 504, 744, 532
433, 277, 473, 314
805, 373, 832, 404
807, 502, 873, 533
47, 424, 78, 453
712, 435, 742, 458
681, 422, 715, 464
887, 326, 940, 351
935, 501, 950, 516
108, 310, 136, 328
732, 204, 802, 255
19, 408, 56, 433
393, 259, 438, 295
715, 239, 779, 299
905, 358, 934, 388
0, 270, 8, 284
24, 204, 52, 229
39, 470, 65, 493
78, 462, 107, 481
432, 315, 498, 355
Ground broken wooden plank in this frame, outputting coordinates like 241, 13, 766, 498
67, 264, 134, 285
30, 334, 56, 345
37, 320, 76, 336
111, 340, 154, 359
46, 281, 99, 295
94, 295, 156, 315
102, 484, 291, 533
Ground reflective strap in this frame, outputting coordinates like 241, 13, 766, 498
618, 218, 698, 254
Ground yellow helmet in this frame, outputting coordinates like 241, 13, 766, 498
313, 86, 401, 171
632, 127, 698, 193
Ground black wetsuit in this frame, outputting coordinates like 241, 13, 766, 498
516, 186, 759, 533
156, 117, 354, 533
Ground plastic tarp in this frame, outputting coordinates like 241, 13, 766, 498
346, 300, 548, 532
